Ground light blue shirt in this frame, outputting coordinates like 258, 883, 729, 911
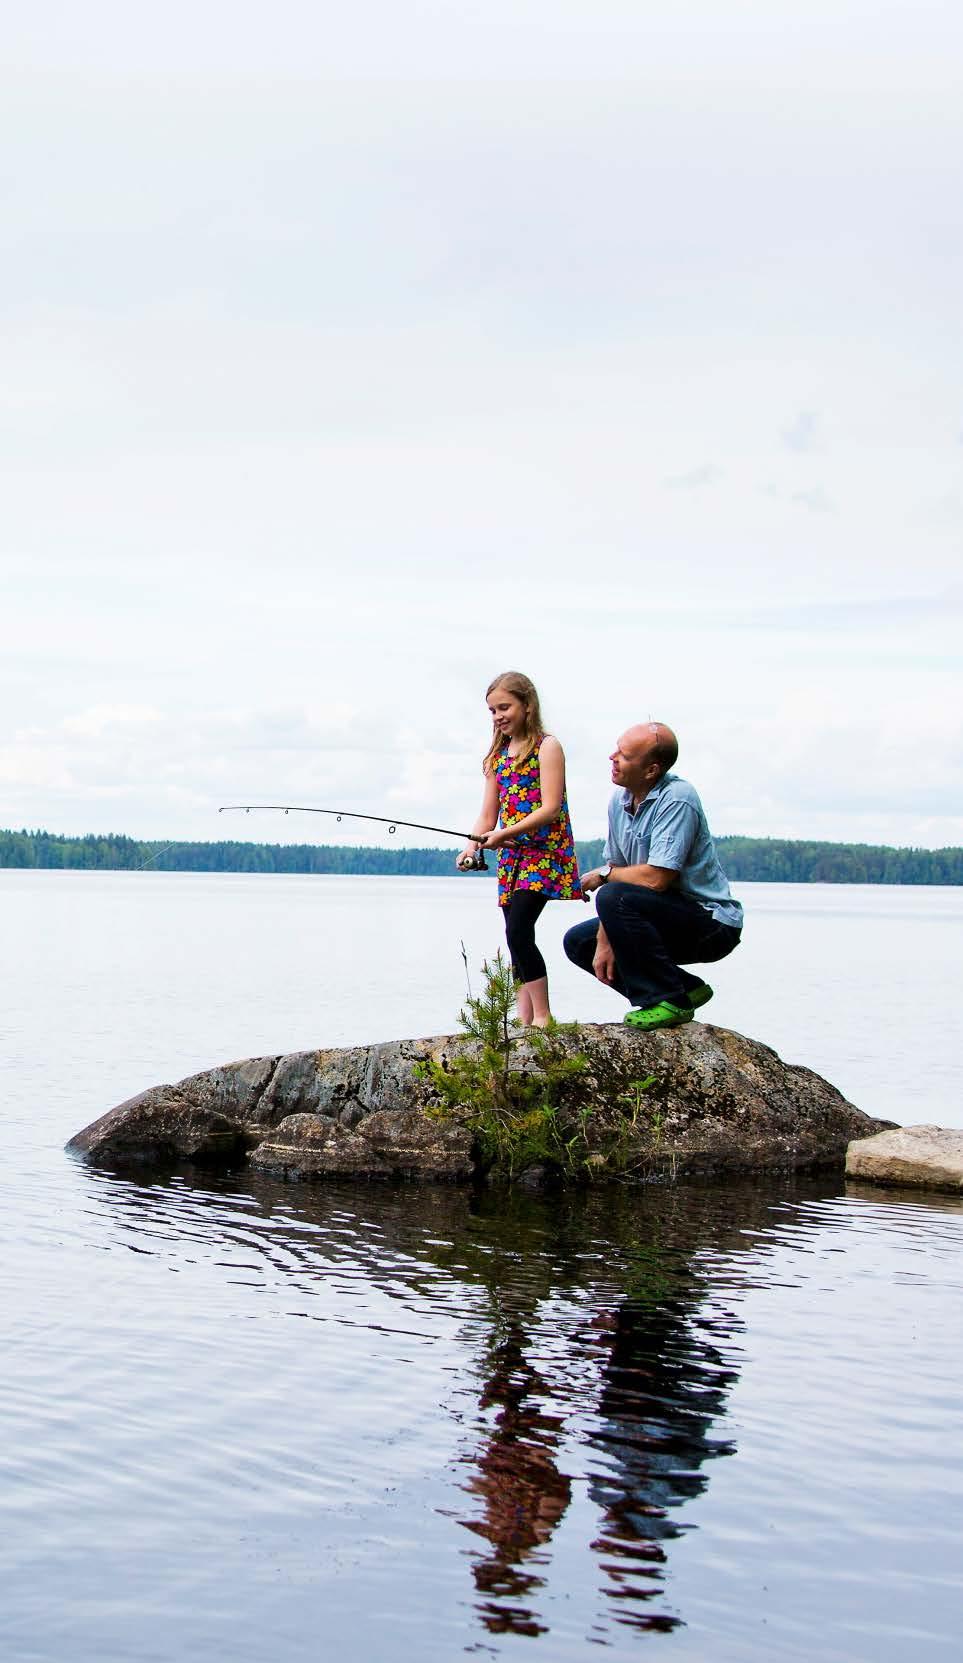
603, 773, 744, 930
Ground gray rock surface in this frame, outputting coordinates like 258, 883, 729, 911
251, 1109, 474, 1181
67, 1022, 891, 1183
846, 1124, 963, 1192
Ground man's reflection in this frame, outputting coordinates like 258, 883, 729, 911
585, 1296, 738, 1631
458, 1283, 739, 1637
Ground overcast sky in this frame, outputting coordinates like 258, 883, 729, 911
3, 1, 961, 853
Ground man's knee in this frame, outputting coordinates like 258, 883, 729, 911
594, 884, 619, 929
596, 881, 655, 928
597, 881, 673, 929
700, 923, 741, 964
563, 918, 597, 966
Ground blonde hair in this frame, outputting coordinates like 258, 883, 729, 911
483, 671, 545, 772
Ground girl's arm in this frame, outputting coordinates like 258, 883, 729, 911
456, 769, 500, 867
483, 737, 564, 849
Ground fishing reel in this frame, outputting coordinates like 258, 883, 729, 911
458, 846, 489, 872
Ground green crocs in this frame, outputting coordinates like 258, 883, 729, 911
624, 1000, 694, 1031
687, 983, 714, 1010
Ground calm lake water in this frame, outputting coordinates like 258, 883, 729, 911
2, 873, 961, 1661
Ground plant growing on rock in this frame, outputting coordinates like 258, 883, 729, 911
617, 1075, 665, 1149
415, 952, 590, 1177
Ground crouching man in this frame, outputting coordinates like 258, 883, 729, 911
564, 722, 743, 1030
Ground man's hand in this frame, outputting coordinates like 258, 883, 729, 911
593, 936, 617, 984
581, 867, 607, 893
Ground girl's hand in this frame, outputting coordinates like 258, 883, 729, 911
480, 828, 509, 852
456, 844, 480, 870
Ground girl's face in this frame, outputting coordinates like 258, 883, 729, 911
487, 687, 527, 739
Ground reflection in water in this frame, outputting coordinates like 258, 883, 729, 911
585, 1298, 737, 1633
461, 1322, 571, 1636
70, 1167, 845, 1648
453, 1216, 740, 1638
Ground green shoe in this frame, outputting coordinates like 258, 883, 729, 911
624, 1000, 694, 1031
687, 983, 714, 1010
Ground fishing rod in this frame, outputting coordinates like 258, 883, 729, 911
218, 804, 489, 868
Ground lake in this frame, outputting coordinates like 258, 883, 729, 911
1, 872, 961, 1661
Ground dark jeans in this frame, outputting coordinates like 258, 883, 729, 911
563, 883, 740, 1009
503, 890, 549, 983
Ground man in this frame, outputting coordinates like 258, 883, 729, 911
563, 722, 742, 1030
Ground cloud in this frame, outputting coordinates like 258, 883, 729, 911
662, 464, 721, 491
0, 700, 484, 844
791, 487, 834, 513
737, 589, 963, 633
909, 490, 963, 529
781, 410, 822, 453
62, 704, 163, 739
2, 2, 962, 855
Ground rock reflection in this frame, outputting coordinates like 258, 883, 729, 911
81, 1166, 829, 1646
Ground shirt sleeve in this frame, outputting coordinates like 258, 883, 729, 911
646, 797, 699, 871
602, 799, 621, 865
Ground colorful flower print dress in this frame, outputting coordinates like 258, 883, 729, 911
492, 740, 582, 906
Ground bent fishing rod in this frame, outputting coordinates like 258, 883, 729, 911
218, 804, 490, 867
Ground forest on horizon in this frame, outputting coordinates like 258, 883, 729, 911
1, 828, 961, 885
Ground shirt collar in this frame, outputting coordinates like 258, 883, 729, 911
621, 771, 674, 814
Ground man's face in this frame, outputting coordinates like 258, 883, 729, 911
610, 730, 660, 797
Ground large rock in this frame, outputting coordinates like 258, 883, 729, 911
846, 1124, 963, 1192
67, 1022, 892, 1184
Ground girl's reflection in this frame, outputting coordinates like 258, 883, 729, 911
460, 1322, 571, 1636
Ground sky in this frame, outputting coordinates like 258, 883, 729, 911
3, 0, 961, 852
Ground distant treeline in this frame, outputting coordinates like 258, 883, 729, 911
0, 830, 460, 876
718, 837, 963, 885
2, 828, 962, 885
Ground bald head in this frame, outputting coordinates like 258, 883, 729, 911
610, 722, 679, 802
622, 722, 678, 773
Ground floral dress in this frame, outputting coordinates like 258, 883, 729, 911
492, 740, 582, 906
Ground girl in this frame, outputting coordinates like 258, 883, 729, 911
458, 671, 582, 1027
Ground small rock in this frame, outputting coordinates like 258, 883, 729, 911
846, 1124, 963, 1192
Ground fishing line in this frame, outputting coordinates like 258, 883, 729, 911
132, 842, 180, 872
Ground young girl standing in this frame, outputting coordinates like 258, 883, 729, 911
458, 671, 582, 1027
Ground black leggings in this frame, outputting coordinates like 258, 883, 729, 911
503, 890, 549, 983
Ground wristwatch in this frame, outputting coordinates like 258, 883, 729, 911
598, 863, 612, 884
